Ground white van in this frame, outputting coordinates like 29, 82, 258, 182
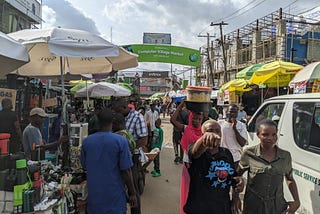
246, 93, 320, 214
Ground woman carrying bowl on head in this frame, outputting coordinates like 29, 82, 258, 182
170, 99, 204, 214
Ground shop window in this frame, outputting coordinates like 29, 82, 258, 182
9, 14, 18, 32
247, 102, 285, 132
292, 102, 320, 154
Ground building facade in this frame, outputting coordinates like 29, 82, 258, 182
204, 8, 320, 86
0, 0, 41, 33
118, 70, 181, 98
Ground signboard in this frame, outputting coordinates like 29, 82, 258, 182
143, 33, 171, 44
294, 81, 307, 94
42, 98, 58, 108
142, 71, 168, 78
125, 44, 200, 67
0, 88, 17, 110
223, 90, 229, 102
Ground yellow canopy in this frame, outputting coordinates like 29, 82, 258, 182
69, 79, 93, 86
249, 60, 303, 87
220, 79, 252, 92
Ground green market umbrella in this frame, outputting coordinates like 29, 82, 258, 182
117, 82, 134, 92
236, 63, 264, 80
70, 80, 93, 95
148, 92, 165, 101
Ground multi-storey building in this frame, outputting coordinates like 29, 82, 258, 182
118, 70, 182, 99
0, 0, 41, 33
204, 8, 320, 86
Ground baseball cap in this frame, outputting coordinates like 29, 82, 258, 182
30, 108, 48, 117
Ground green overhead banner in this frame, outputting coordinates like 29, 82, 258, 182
124, 44, 200, 67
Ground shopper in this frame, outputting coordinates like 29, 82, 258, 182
236, 119, 300, 214
112, 112, 136, 155
150, 118, 163, 177
145, 102, 159, 151
237, 103, 247, 123
112, 98, 148, 214
218, 104, 247, 167
170, 99, 203, 214
80, 108, 137, 214
171, 101, 189, 164
0, 98, 22, 153
184, 119, 243, 214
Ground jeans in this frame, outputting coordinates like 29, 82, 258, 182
131, 154, 141, 214
153, 152, 160, 173
173, 131, 183, 160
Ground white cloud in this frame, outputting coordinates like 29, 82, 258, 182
41, 5, 56, 29
41, 0, 320, 72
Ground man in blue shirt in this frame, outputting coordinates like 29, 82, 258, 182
112, 98, 148, 214
81, 108, 137, 214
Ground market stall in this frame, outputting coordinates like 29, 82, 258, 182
0, 121, 88, 214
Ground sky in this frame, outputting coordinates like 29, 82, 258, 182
41, 0, 320, 74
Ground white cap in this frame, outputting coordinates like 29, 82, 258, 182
30, 108, 48, 117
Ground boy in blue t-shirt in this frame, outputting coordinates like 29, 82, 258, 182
151, 118, 163, 177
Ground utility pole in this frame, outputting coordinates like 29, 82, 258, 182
211, 21, 228, 83
198, 34, 215, 86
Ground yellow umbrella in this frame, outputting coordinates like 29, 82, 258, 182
249, 60, 303, 89
69, 79, 93, 86
220, 79, 252, 92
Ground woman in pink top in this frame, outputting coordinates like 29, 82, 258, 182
170, 100, 203, 214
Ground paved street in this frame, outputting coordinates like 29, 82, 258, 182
134, 116, 245, 214
140, 116, 181, 214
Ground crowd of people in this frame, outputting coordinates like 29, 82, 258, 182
0, 96, 301, 214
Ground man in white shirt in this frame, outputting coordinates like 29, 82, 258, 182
237, 103, 248, 122
218, 104, 247, 167
145, 102, 159, 151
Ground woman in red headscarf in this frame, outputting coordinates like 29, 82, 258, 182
170, 99, 203, 214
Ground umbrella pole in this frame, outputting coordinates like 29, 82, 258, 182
60, 56, 65, 96
261, 88, 263, 104
86, 80, 89, 111
277, 72, 279, 96
60, 56, 67, 124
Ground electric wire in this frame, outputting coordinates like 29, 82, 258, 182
198, 0, 260, 35
224, 0, 268, 22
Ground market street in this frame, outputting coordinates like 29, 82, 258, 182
139, 116, 181, 214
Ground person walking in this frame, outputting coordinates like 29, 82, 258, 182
150, 118, 163, 177
161, 102, 167, 118
112, 98, 148, 214
112, 112, 136, 155
145, 102, 159, 151
184, 119, 243, 214
0, 98, 22, 153
236, 119, 300, 214
237, 103, 247, 123
171, 102, 189, 164
170, 99, 203, 214
218, 104, 247, 167
80, 108, 137, 214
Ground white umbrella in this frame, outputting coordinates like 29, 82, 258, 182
8, 28, 138, 94
289, 62, 320, 86
0, 31, 29, 76
75, 82, 131, 98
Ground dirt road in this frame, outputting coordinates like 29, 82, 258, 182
140, 116, 181, 214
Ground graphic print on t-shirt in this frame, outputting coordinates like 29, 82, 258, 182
205, 160, 234, 189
